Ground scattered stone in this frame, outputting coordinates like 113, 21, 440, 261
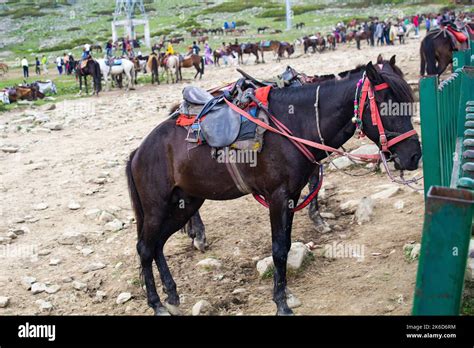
329, 156, 353, 170
83, 262, 106, 273
21, 276, 36, 290
31, 282, 46, 294
85, 209, 101, 220
33, 202, 48, 211
196, 258, 222, 270
10, 116, 35, 125
394, 200, 405, 210
99, 211, 115, 223
355, 197, 374, 224
81, 247, 94, 256
116, 292, 132, 304
33, 112, 50, 123
287, 242, 310, 270
320, 212, 336, 219
93, 290, 107, 303
44, 122, 63, 131
38, 249, 51, 256
49, 258, 61, 266
256, 256, 274, 277
0, 296, 10, 308
40, 103, 56, 111
232, 288, 247, 295
6, 231, 17, 239
45, 285, 60, 294
94, 177, 106, 185
286, 289, 302, 309
0, 237, 11, 245
339, 199, 360, 213
72, 281, 87, 291
192, 300, 215, 316
1, 146, 19, 153
62, 276, 73, 283
370, 186, 400, 200
11, 226, 29, 235
104, 219, 124, 232
410, 243, 421, 260
58, 231, 87, 245
35, 299, 53, 312
68, 201, 81, 210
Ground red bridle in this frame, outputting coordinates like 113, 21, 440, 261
358, 78, 417, 153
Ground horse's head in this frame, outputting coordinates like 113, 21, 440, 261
360, 62, 421, 171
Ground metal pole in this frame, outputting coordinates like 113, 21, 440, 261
286, 0, 292, 31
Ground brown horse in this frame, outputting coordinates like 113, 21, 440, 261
147, 54, 160, 84
327, 34, 336, 50
126, 61, 421, 316
420, 27, 468, 76
276, 42, 295, 61
0, 62, 8, 75
229, 43, 260, 64
213, 47, 235, 66
179, 54, 204, 80
259, 40, 280, 62
197, 36, 208, 44
8, 85, 44, 102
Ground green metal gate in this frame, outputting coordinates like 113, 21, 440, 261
413, 66, 474, 315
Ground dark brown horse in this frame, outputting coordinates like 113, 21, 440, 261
126, 61, 421, 316
276, 42, 295, 61
213, 47, 235, 66
147, 53, 160, 84
229, 43, 260, 64
75, 59, 102, 95
420, 27, 468, 76
259, 40, 280, 62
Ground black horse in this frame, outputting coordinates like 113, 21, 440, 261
75, 59, 102, 95
420, 28, 468, 76
126, 61, 421, 316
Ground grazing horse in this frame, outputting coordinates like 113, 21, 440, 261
97, 58, 135, 91
0, 62, 8, 75
147, 54, 160, 84
197, 36, 208, 44
276, 42, 295, 61
257, 26, 269, 34
126, 61, 421, 316
420, 28, 468, 76
75, 59, 102, 95
179, 54, 204, 80
295, 22, 305, 30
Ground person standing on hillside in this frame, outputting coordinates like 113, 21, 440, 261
35, 57, 41, 75
41, 55, 48, 73
413, 14, 419, 36
21, 57, 29, 78
56, 56, 63, 75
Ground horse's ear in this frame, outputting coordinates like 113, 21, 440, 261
376, 54, 383, 64
365, 62, 381, 83
389, 55, 396, 66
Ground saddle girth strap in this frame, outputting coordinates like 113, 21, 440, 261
223, 147, 252, 194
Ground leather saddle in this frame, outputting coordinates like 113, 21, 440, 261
182, 86, 241, 148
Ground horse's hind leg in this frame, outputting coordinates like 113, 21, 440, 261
154, 195, 205, 314
308, 169, 330, 233
185, 210, 207, 252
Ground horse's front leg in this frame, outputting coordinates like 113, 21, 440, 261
269, 188, 296, 315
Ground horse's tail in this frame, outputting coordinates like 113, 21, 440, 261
94, 60, 102, 92
126, 149, 144, 239
152, 56, 158, 76
200, 56, 204, 75
421, 36, 437, 75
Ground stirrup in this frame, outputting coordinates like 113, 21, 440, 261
186, 122, 201, 143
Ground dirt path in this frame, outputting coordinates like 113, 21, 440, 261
0, 37, 424, 315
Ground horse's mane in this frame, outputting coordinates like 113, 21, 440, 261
378, 70, 413, 103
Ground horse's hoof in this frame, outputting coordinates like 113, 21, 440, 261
276, 307, 294, 316
154, 306, 171, 316
193, 238, 206, 252
164, 301, 182, 316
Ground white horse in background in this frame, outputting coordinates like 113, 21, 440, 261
97, 58, 135, 91
161, 54, 180, 84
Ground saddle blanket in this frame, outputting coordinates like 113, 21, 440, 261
260, 41, 271, 47
105, 59, 123, 66
446, 26, 468, 43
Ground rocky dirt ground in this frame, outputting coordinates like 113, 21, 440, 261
0, 37, 427, 315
